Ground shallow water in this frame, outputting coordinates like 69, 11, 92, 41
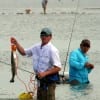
0, 1, 100, 99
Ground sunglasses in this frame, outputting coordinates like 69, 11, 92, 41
82, 44, 90, 48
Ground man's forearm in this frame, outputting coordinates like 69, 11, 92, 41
16, 42, 26, 56
45, 66, 61, 76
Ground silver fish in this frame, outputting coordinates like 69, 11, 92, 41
10, 51, 17, 83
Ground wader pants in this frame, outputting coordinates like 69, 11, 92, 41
37, 82, 56, 100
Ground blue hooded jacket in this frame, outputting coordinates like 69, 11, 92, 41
69, 48, 92, 83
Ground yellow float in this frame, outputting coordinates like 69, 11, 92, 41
18, 92, 33, 100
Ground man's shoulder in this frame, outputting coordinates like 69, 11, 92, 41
34, 43, 41, 47
49, 43, 58, 52
71, 48, 80, 54
30, 43, 41, 50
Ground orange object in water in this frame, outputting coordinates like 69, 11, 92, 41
11, 44, 16, 51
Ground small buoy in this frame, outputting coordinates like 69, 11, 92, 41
18, 92, 33, 100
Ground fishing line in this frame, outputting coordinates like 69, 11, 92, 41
0, 60, 33, 74
0, 59, 36, 95
28, 73, 37, 96
62, 0, 80, 77
16, 66, 37, 96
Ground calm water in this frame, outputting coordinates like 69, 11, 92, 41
0, 0, 100, 99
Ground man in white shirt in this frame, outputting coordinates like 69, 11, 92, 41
42, 0, 48, 14
11, 27, 62, 100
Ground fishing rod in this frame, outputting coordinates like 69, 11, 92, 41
62, 0, 80, 77
0, 60, 33, 74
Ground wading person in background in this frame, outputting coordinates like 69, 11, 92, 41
11, 27, 62, 100
68, 39, 94, 85
42, 0, 48, 14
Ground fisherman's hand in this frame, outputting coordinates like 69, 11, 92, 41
85, 62, 94, 69
37, 72, 47, 79
11, 37, 17, 45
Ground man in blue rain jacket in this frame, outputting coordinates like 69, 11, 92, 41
69, 39, 94, 85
